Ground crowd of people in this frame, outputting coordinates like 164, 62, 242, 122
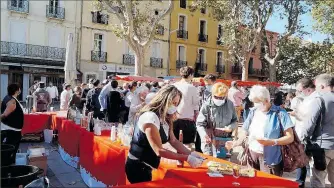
1, 66, 334, 187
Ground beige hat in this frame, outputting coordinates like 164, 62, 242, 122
212, 83, 229, 97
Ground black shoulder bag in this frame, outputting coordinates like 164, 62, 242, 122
304, 97, 326, 171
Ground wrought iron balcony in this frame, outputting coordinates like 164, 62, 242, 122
217, 37, 223, 45
91, 11, 109, 24
1, 41, 65, 60
216, 64, 225, 73
91, 51, 107, 62
7, 0, 29, 13
123, 54, 135, 66
177, 30, 188, 39
156, 25, 164, 35
195, 62, 208, 71
46, 5, 65, 19
231, 65, 242, 74
176, 60, 187, 69
198, 33, 208, 43
249, 68, 269, 77
150, 57, 163, 68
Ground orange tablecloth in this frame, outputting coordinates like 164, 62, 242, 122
117, 178, 193, 187
58, 120, 83, 157
80, 130, 127, 186
22, 113, 51, 135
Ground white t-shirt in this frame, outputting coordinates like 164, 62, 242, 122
125, 91, 134, 108
46, 86, 58, 99
248, 110, 268, 153
137, 112, 169, 138
173, 81, 199, 119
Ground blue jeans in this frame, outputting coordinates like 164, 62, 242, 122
243, 108, 250, 122
296, 166, 307, 187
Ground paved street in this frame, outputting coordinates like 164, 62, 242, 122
18, 126, 331, 187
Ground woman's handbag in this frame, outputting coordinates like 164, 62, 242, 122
277, 111, 310, 172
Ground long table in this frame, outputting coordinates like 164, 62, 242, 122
23, 113, 299, 187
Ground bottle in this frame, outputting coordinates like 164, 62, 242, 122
75, 107, 81, 125
177, 130, 184, 167
89, 113, 94, 132
111, 126, 116, 141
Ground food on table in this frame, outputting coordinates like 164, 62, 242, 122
207, 161, 255, 177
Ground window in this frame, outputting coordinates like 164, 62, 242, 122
248, 57, 254, 72
218, 25, 223, 38
49, 0, 59, 14
10, 0, 25, 9
198, 49, 205, 64
125, 43, 134, 55
94, 34, 103, 52
200, 7, 206, 14
200, 20, 206, 34
178, 46, 185, 61
151, 42, 161, 58
92, 11, 108, 24
179, 15, 186, 30
217, 52, 223, 65
180, 0, 186, 9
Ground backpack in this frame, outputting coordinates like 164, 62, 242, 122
35, 91, 49, 112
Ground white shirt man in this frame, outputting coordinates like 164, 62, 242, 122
60, 85, 72, 110
46, 83, 58, 101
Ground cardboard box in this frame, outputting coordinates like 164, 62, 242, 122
28, 155, 47, 176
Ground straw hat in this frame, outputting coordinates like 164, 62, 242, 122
212, 83, 229, 97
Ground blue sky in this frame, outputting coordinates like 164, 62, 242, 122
266, 11, 329, 42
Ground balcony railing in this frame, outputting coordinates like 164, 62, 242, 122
91, 11, 109, 24
195, 62, 208, 71
216, 37, 223, 45
216, 64, 225, 73
150, 57, 163, 68
231, 65, 268, 77
7, 0, 29, 13
91, 51, 107, 62
46, 5, 65, 19
177, 30, 188, 39
249, 68, 269, 77
231, 65, 242, 74
1, 41, 65, 60
156, 25, 164, 35
198, 33, 208, 43
176, 60, 187, 69
123, 54, 135, 66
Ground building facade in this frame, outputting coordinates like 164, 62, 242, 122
1, 0, 80, 100
78, 1, 170, 82
168, 0, 228, 78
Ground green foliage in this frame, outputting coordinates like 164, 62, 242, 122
311, 1, 334, 39
277, 38, 334, 84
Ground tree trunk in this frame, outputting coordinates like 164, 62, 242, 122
268, 60, 277, 95
241, 59, 248, 81
134, 49, 145, 76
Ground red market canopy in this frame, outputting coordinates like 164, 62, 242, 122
115, 75, 163, 82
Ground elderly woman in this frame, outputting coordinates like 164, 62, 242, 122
196, 83, 238, 158
128, 86, 149, 124
241, 85, 294, 176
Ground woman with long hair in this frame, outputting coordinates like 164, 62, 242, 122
125, 85, 205, 184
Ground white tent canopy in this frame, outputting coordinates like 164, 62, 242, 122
64, 33, 77, 85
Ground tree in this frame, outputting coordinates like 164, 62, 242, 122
263, 0, 307, 84
96, 0, 174, 76
277, 38, 334, 84
311, 1, 334, 39
191, 0, 274, 81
